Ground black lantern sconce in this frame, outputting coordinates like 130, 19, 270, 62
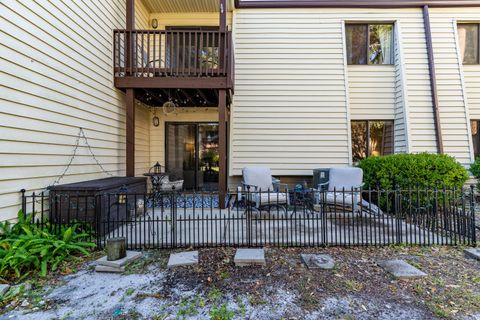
151, 18, 158, 29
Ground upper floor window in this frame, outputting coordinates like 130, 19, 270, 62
346, 24, 394, 65
458, 24, 479, 65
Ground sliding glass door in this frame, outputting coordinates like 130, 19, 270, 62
166, 123, 219, 191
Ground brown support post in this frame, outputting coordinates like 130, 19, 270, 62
220, 0, 227, 32
423, 5, 444, 154
126, 89, 135, 177
219, 89, 227, 208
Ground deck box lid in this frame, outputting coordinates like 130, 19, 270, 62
48, 177, 147, 191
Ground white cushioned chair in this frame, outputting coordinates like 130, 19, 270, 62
317, 167, 363, 212
241, 166, 289, 212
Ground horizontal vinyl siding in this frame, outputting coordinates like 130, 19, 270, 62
231, 8, 435, 176
0, 0, 146, 221
348, 65, 396, 120
393, 23, 409, 153
429, 8, 474, 164
401, 10, 438, 154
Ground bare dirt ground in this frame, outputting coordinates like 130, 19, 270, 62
1, 246, 479, 320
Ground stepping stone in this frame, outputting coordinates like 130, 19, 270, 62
95, 265, 125, 273
464, 248, 480, 261
96, 251, 142, 268
301, 254, 335, 270
167, 251, 199, 268
0, 284, 10, 296
378, 259, 427, 279
234, 248, 266, 266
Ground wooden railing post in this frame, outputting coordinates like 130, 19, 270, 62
126, 0, 135, 76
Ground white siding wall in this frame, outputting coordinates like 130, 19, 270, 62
393, 22, 410, 153
0, 0, 150, 221
348, 65, 396, 120
231, 8, 436, 176
429, 8, 474, 164
430, 8, 480, 163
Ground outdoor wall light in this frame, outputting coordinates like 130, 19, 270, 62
152, 115, 160, 127
151, 18, 158, 29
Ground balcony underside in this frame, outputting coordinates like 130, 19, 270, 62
114, 76, 231, 89
133, 87, 232, 107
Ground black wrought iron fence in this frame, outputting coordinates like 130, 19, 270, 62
20, 186, 477, 249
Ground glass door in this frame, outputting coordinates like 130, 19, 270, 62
166, 123, 219, 191
166, 124, 196, 190
198, 124, 219, 191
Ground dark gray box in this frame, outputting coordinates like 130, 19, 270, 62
48, 177, 147, 236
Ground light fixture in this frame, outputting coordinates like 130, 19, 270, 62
152, 107, 160, 127
153, 116, 160, 127
151, 18, 158, 29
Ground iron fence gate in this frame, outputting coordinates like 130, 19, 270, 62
21, 186, 477, 249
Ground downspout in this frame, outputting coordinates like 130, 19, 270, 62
423, 5, 444, 154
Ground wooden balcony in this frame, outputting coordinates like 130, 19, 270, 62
113, 29, 234, 99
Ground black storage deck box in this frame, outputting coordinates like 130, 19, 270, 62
48, 177, 147, 236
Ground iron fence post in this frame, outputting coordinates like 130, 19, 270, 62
470, 184, 476, 246
395, 184, 402, 245
95, 194, 101, 248
20, 189, 26, 216
171, 190, 177, 249
246, 186, 252, 247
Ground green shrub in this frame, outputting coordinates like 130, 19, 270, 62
0, 211, 95, 281
469, 158, 480, 191
358, 153, 469, 190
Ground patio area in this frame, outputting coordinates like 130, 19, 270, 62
104, 205, 453, 249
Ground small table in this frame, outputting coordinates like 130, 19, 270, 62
289, 187, 317, 214
143, 172, 169, 196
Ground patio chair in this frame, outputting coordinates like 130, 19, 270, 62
241, 166, 289, 213
316, 167, 363, 212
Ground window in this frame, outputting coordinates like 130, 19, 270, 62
471, 120, 480, 159
351, 120, 394, 162
346, 24, 394, 65
458, 24, 479, 65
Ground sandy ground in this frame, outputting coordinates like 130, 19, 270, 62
1, 247, 479, 320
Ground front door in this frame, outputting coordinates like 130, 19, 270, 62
166, 123, 219, 191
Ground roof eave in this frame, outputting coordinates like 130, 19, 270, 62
234, 0, 480, 9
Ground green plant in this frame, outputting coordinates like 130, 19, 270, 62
209, 303, 235, 320
358, 153, 469, 190
208, 288, 222, 302
469, 158, 480, 191
358, 153, 469, 211
0, 211, 95, 280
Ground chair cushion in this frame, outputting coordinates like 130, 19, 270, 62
242, 166, 274, 191
248, 192, 288, 207
328, 167, 363, 191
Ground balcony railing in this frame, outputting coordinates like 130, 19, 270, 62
113, 29, 232, 80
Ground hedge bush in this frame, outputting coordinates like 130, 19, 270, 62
469, 158, 480, 191
357, 153, 469, 190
